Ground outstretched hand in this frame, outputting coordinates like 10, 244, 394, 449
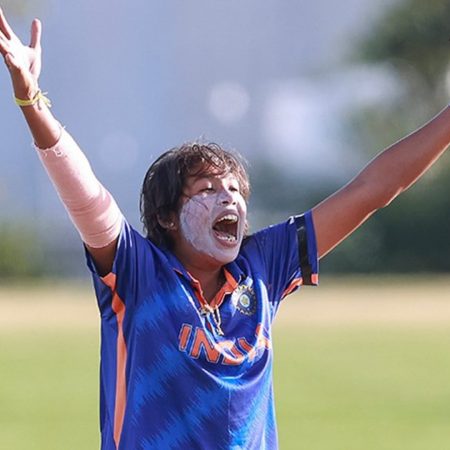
0, 8, 42, 99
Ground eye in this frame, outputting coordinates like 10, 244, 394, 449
200, 186, 215, 193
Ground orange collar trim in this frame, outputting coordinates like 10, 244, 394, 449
183, 268, 238, 309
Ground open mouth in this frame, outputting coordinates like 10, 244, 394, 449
212, 214, 239, 243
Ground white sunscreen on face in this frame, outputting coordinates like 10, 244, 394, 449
179, 193, 242, 263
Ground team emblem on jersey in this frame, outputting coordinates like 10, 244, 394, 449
232, 285, 257, 316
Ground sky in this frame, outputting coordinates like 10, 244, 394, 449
0, 0, 399, 235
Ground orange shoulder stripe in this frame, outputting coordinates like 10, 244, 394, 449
281, 277, 303, 299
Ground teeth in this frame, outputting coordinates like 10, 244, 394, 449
215, 232, 237, 242
216, 214, 238, 224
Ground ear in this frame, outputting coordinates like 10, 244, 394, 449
157, 213, 178, 231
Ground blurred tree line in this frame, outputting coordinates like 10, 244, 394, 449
254, 0, 450, 275
0, 223, 46, 279
322, 0, 450, 274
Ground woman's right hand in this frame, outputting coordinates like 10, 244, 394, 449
0, 8, 42, 100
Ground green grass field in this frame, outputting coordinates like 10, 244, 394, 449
2, 277, 450, 449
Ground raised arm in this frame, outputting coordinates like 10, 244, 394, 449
0, 9, 121, 275
312, 105, 450, 259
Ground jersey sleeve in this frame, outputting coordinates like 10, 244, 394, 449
248, 210, 319, 304
85, 219, 157, 318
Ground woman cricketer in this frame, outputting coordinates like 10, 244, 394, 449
1, 10, 449, 450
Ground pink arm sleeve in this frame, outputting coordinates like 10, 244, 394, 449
36, 127, 124, 248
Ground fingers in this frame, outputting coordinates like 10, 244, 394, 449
0, 31, 9, 56
4, 52, 19, 72
30, 18, 41, 49
0, 8, 13, 40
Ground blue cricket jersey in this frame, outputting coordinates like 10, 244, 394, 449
86, 212, 319, 450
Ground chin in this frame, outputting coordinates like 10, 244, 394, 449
204, 241, 241, 266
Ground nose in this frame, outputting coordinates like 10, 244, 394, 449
218, 187, 236, 205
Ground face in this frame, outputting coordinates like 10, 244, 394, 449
176, 172, 247, 265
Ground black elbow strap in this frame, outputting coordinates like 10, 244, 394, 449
295, 215, 313, 286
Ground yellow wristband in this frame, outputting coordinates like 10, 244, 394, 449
15, 90, 52, 108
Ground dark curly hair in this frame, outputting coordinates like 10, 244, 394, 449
140, 141, 250, 249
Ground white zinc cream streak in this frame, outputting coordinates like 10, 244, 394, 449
179, 188, 246, 264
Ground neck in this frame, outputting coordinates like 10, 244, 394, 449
175, 252, 225, 303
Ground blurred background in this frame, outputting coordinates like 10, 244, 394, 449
1, 1, 450, 449
0, 0, 449, 279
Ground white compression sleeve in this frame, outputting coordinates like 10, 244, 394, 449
35, 127, 124, 248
